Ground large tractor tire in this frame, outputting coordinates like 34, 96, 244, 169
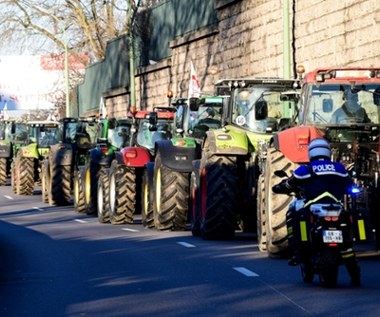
109, 161, 136, 225
48, 163, 71, 206
0, 158, 7, 186
190, 160, 201, 236
199, 153, 238, 240
84, 160, 102, 215
97, 168, 110, 224
141, 167, 154, 228
73, 168, 86, 213
153, 151, 189, 231
264, 147, 298, 257
256, 174, 267, 252
238, 155, 258, 232
10, 161, 17, 193
17, 156, 34, 195
40, 161, 49, 203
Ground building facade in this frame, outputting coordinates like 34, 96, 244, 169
76, 0, 380, 118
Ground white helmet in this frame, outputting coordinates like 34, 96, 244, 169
308, 138, 331, 161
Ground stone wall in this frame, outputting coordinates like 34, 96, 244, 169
108, 0, 380, 114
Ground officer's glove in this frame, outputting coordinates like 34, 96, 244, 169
272, 179, 290, 194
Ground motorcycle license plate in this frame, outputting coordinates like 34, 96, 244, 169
323, 230, 343, 243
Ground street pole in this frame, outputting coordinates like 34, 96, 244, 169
63, 30, 70, 117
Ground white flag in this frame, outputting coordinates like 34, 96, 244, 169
99, 97, 107, 118
188, 61, 201, 98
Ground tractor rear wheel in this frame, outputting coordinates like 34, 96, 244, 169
256, 174, 267, 252
97, 168, 110, 223
109, 161, 136, 224
199, 153, 238, 240
17, 157, 34, 195
84, 160, 101, 215
190, 160, 201, 236
0, 158, 7, 186
153, 151, 189, 231
40, 161, 49, 203
49, 164, 71, 206
264, 148, 297, 257
74, 168, 86, 213
141, 167, 154, 228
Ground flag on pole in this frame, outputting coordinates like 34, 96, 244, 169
3, 102, 9, 120
99, 97, 107, 118
188, 61, 201, 98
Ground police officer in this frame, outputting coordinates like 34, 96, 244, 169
272, 137, 361, 286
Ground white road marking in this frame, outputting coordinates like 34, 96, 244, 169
32, 207, 44, 211
233, 267, 259, 277
177, 242, 196, 248
4, 195, 13, 200
122, 228, 139, 232
74, 219, 88, 224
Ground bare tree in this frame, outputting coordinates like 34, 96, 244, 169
0, 0, 149, 62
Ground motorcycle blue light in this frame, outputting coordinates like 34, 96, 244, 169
350, 186, 361, 194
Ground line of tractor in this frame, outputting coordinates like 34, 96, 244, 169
1, 66, 379, 259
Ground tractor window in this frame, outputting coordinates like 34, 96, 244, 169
304, 84, 380, 125
39, 127, 60, 147
109, 124, 131, 148
231, 87, 296, 133
189, 105, 222, 138
0, 123, 5, 140
136, 119, 173, 150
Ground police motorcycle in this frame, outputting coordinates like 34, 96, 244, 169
274, 170, 361, 288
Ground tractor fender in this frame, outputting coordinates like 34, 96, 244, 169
88, 148, 112, 166
19, 143, 39, 159
273, 126, 325, 163
155, 139, 201, 173
48, 143, 73, 166
117, 146, 152, 167
0, 144, 11, 158
203, 128, 249, 156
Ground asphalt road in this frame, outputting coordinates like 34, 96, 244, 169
0, 183, 380, 317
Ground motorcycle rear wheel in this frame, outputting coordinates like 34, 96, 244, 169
300, 261, 314, 283
319, 265, 339, 288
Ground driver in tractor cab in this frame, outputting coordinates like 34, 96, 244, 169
272, 138, 361, 286
330, 87, 371, 124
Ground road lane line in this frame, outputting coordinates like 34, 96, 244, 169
177, 242, 196, 248
32, 207, 44, 211
122, 228, 139, 232
233, 267, 259, 277
74, 219, 88, 224
4, 195, 13, 200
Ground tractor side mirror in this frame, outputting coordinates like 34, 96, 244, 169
148, 112, 158, 131
374, 87, 380, 106
189, 98, 199, 111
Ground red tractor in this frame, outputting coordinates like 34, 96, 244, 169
100, 108, 176, 225
258, 66, 380, 257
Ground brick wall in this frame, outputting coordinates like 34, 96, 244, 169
113, 0, 380, 114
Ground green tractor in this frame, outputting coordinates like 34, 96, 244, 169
147, 96, 224, 231
40, 117, 98, 206
74, 117, 132, 217
11, 121, 62, 195
191, 78, 300, 240
0, 120, 28, 186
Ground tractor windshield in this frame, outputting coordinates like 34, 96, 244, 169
302, 84, 380, 125
37, 127, 61, 147
231, 87, 297, 133
136, 119, 173, 150
189, 105, 223, 138
109, 124, 131, 149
